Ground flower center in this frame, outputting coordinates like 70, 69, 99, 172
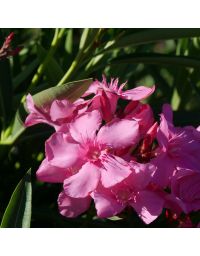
91, 150, 101, 160
86, 147, 101, 162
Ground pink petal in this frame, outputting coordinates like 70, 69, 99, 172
100, 154, 132, 187
156, 113, 170, 150
36, 158, 70, 183
157, 104, 174, 150
82, 80, 100, 96
50, 99, 75, 122
130, 190, 164, 224
69, 110, 102, 143
124, 101, 139, 115
97, 119, 139, 149
162, 104, 173, 123
100, 91, 113, 122
26, 94, 36, 112
164, 194, 187, 215
103, 91, 119, 115
130, 162, 155, 190
58, 190, 91, 218
92, 191, 125, 218
46, 132, 82, 169
25, 112, 45, 127
25, 94, 51, 127
120, 85, 155, 101
64, 162, 100, 198
151, 153, 175, 187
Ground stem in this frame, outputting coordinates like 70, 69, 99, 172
21, 28, 66, 103
56, 50, 84, 86
56, 28, 104, 86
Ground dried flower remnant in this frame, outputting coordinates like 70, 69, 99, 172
0, 32, 22, 60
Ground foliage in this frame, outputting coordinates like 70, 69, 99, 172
0, 28, 200, 227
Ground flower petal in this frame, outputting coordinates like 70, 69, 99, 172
162, 104, 173, 123
130, 190, 164, 224
97, 119, 139, 149
50, 99, 75, 122
151, 153, 175, 187
25, 94, 51, 127
64, 162, 100, 198
69, 110, 102, 143
157, 104, 174, 150
58, 190, 91, 218
120, 85, 155, 101
100, 155, 132, 187
36, 158, 70, 183
46, 132, 82, 169
129, 162, 155, 190
92, 191, 125, 218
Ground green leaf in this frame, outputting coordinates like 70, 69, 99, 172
79, 28, 99, 51
32, 78, 93, 108
104, 28, 200, 50
1, 168, 32, 228
37, 44, 64, 86
110, 53, 200, 68
65, 29, 73, 55
13, 58, 40, 90
107, 216, 123, 221
0, 100, 27, 145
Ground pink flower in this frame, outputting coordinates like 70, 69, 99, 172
38, 110, 140, 198
84, 76, 155, 122
151, 104, 200, 187
25, 94, 87, 131
85, 76, 155, 101
58, 190, 91, 218
122, 101, 154, 137
92, 162, 164, 224
170, 168, 200, 214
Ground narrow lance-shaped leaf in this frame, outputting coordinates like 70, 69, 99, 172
1, 168, 32, 228
32, 78, 93, 108
104, 28, 200, 51
13, 58, 40, 90
37, 44, 64, 86
110, 53, 200, 68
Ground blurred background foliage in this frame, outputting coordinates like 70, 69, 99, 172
0, 28, 200, 227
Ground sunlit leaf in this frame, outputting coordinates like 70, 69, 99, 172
32, 78, 92, 108
107, 216, 123, 221
65, 29, 73, 55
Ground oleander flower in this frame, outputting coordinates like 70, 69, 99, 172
26, 76, 200, 226
92, 162, 164, 224
84, 76, 155, 122
170, 168, 200, 214
25, 94, 88, 131
58, 190, 91, 218
151, 104, 200, 187
37, 110, 140, 198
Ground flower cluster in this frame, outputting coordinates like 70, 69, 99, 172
25, 77, 200, 225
